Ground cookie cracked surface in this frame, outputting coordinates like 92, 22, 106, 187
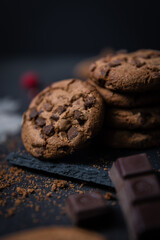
89, 49, 160, 92
22, 79, 104, 159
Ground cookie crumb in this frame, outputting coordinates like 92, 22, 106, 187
105, 192, 115, 200
46, 192, 53, 198
35, 205, 40, 212
5, 207, 16, 218
14, 199, 22, 207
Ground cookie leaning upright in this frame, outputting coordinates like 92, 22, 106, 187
89, 49, 160, 92
21, 79, 104, 159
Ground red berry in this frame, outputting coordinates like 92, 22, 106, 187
20, 72, 40, 90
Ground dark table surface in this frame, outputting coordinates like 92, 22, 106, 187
0, 55, 159, 240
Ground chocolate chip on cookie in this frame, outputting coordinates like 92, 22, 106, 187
42, 125, 55, 136
130, 58, 146, 68
67, 127, 79, 140
84, 96, 96, 109
35, 117, 46, 127
22, 79, 104, 159
44, 102, 53, 112
56, 105, 67, 115
74, 110, 82, 120
29, 108, 38, 119
89, 63, 97, 72
51, 114, 59, 121
108, 59, 122, 67
97, 79, 106, 88
74, 110, 87, 123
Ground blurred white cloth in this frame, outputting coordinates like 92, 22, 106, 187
0, 98, 22, 143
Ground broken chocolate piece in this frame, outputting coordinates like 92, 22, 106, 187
117, 153, 153, 178
29, 108, 38, 119
35, 117, 46, 127
66, 192, 109, 225
67, 127, 78, 140
84, 96, 96, 109
42, 125, 55, 136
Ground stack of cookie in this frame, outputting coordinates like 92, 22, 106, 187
88, 49, 160, 148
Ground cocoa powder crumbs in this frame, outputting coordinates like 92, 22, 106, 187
35, 205, 40, 212
5, 207, 16, 218
0, 157, 87, 221
14, 199, 22, 207
0, 136, 116, 224
104, 168, 108, 171
76, 190, 83, 194
111, 201, 116, 206
51, 180, 67, 192
46, 192, 53, 198
105, 192, 115, 200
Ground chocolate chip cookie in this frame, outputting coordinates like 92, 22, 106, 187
22, 79, 104, 159
2, 226, 106, 240
87, 79, 160, 108
103, 129, 160, 149
105, 107, 160, 129
89, 49, 160, 92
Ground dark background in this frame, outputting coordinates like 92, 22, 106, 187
0, 0, 160, 56
0, 0, 160, 99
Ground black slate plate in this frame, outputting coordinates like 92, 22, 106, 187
7, 146, 160, 189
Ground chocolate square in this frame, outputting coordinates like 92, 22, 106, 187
132, 201, 160, 239
124, 175, 160, 204
117, 153, 153, 178
66, 192, 109, 225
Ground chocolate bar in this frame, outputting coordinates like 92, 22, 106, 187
66, 192, 109, 225
130, 201, 160, 239
109, 153, 160, 240
117, 153, 153, 178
